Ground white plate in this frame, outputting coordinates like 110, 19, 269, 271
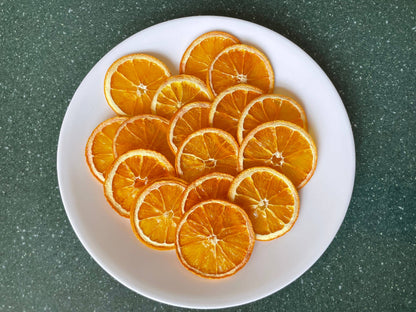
57, 16, 355, 309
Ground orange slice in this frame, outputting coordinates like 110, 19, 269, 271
150, 75, 213, 119
228, 167, 299, 240
180, 31, 240, 82
176, 128, 239, 182
85, 116, 128, 183
113, 114, 174, 164
239, 121, 317, 189
208, 44, 274, 96
237, 94, 307, 144
176, 199, 255, 279
167, 102, 211, 154
180, 172, 234, 213
104, 149, 175, 217
104, 54, 170, 116
130, 179, 187, 250
209, 84, 263, 139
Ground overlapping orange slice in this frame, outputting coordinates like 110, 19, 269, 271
176, 199, 255, 278
113, 114, 174, 164
209, 84, 263, 139
85, 116, 128, 183
104, 149, 175, 217
167, 102, 211, 154
179, 172, 234, 213
239, 121, 317, 188
175, 128, 239, 182
151, 75, 213, 119
237, 94, 307, 144
180, 31, 239, 82
228, 167, 299, 240
208, 44, 274, 96
104, 54, 170, 115
131, 179, 187, 249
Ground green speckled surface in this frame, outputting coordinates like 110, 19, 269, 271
1, 0, 415, 311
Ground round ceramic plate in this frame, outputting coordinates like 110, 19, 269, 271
57, 16, 355, 309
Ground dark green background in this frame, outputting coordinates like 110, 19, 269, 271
1, 0, 415, 311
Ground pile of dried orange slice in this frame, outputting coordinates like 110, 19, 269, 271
85, 31, 317, 279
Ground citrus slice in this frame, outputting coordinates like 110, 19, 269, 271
180, 172, 234, 213
176, 199, 255, 279
208, 44, 274, 96
176, 128, 239, 182
85, 116, 128, 183
131, 179, 187, 250
228, 167, 299, 240
150, 75, 213, 119
167, 102, 211, 154
113, 114, 174, 164
104, 149, 175, 217
239, 121, 317, 189
180, 31, 240, 82
104, 54, 170, 116
209, 84, 263, 139
237, 94, 307, 144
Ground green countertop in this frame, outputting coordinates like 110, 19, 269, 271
1, 0, 415, 311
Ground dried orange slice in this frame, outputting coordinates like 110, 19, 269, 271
208, 44, 274, 96
113, 114, 174, 164
104, 149, 175, 217
176, 199, 255, 279
237, 94, 307, 144
176, 128, 239, 182
167, 102, 211, 154
180, 31, 240, 82
150, 75, 213, 119
104, 54, 170, 116
85, 116, 128, 183
228, 167, 299, 240
209, 84, 262, 139
130, 179, 187, 250
180, 172, 234, 213
239, 121, 317, 189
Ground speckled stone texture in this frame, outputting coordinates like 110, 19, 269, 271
1, 0, 415, 311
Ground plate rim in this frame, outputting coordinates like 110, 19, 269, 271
57, 15, 356, 309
